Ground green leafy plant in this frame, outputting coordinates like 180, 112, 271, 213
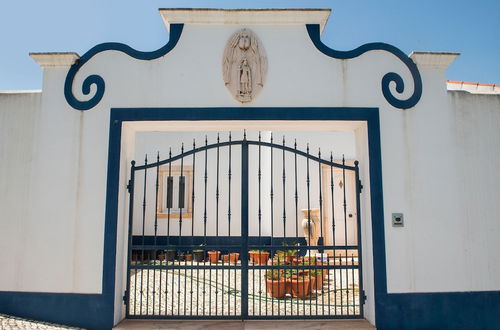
266, 269, 283, 280
276, 242, 299, 256
193, 244, 205, 253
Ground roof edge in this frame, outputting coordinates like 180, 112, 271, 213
158, 8, 331, 33
30, 52, 80, 68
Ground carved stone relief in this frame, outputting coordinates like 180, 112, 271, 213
222, 28, 267, 103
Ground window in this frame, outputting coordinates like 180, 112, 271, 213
157, 165, 193, 219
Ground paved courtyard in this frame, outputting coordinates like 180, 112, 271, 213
0, 314, 80, 330
128, 261, 360, 317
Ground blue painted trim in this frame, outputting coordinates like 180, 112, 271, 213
64, 24, 184, 111
378, 291, 500, 330
0, 292, 112, 329
306, 24, 422, 110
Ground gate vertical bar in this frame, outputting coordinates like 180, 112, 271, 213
342, 155, 348, 315
140, 155, 148, 316
153, 153, 160, 315
125, 161, 135, 317
241, 137, 249, 319
354, 161, 364, 316
190, 139, 196, 316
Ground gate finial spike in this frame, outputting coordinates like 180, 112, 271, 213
330, 152, 333, 162
157, 151, 160, 162
258, 131, 261, 141
131, 160, 136, 166
294, 139, 297, 149
193, 138, 196, 149
229, 131, 232, 141
144, 154, 148, 164
318, 148, 321, 158
181, 143, 184, 153
205, 135, 208, 145
306, 143, 309, 154
169, 148, 172, 158
217, 133, 220, 143
282, 136, 285, 146
243, 129, 247, 140
354, 160, 359, 167
270, 132, 273, 143
342, 154, 345, 164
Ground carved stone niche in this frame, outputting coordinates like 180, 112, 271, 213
222, 28, 267, 103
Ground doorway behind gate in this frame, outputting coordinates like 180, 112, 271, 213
125, 130, 364, 319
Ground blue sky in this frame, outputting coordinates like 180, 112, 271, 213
1, 0, 499, 90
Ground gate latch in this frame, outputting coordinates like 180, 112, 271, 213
123, 290, 128, 305
126, 179, 132, 193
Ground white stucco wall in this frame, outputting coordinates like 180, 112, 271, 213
1, 9, 499, 328
0, 91, 40, 290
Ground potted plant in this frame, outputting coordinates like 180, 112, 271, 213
289, 270, 311, 298
185, 252, 193, 262
178, 251, 186, 262
165, 249, 176, 262
276, 242, 299, 264
265, 269, 288, 298
249, 250, 270, 265
248, 250, 258, 264
207, 250, 221, 263
193, 245, 205, 262
309, 268, 323, 291
157, 251, 166, 261
222, 254, 230, 263
229, 252, 240, 264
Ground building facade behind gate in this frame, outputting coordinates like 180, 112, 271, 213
1, 8, 500, 330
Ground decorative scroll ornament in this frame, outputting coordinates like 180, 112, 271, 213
64, 24, 184, 111
222, 28, 267, 103
306, 24, 422, 110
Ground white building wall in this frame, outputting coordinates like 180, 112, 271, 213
449, 92, 500, 291
0, 91, 40, 291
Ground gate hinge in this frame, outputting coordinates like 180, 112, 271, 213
123, 290, 128, 305
362, 290, 367, 304
126, 179, 132, 193
358, 179, 363, 193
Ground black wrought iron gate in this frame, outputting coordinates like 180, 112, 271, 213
125, 133, 364, 319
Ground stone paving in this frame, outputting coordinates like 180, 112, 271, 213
0, 314, 80, 330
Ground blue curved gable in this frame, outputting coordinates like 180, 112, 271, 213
64, 23, 422, 111
64, 24, 184, 111
306, 24, 422, 110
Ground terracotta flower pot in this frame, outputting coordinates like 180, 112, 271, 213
193, 250, 205, 262
310, 273, 323, 291
290, 277, 311, 298
165, 250, 176, 261
266, 277, 288, 298
250, 251, 270, 265
274, 255, 292, 264
248, 251, 258, 264
185, 254, 193, 262
222, 254, 230, 263
207, 251, 221, 263
229, 252, 240, 264
255, 251, 270, 265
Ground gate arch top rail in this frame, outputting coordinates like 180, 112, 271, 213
133, 139, 357, 171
